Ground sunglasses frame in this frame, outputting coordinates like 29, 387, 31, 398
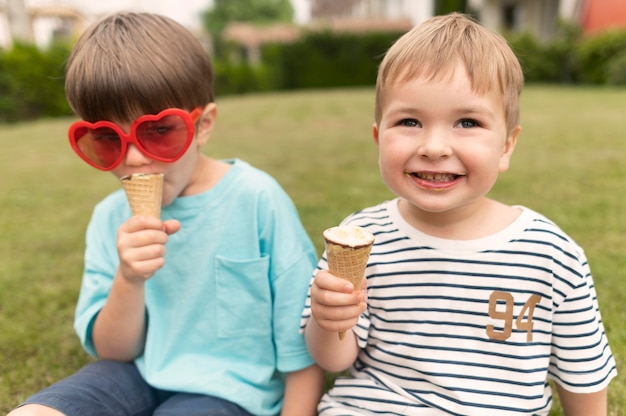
68, 107, 203, 171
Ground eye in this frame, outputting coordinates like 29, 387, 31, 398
399, 118, 421, 127
139, 121, 175, 137
456, 119, 479, 128
92, 128, 121, 143
155, 125, 173, 135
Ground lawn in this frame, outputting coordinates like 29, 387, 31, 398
0, 86, 624, 414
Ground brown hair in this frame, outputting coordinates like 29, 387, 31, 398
375, 13, 524, 133
65, 12, 214, 122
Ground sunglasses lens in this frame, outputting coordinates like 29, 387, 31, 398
135, 114, 190, 160
74, 126, 122, 169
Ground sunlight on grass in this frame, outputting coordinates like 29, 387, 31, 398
1, 86, 624, 414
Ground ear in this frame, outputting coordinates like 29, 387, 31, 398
195, 103, 218, 146
499, 125, 521, 173
372, 122, 380, 146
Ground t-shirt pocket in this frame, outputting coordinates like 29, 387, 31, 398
215, 254, 272, 338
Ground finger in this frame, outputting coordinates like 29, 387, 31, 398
120, 215, 164, 233
312, 301, 365, 322
315, 270, 355, 293
118, 229, 169, 252
312, 302, 366, 332
119, 241, 166, 265
163, 219, 181, 235
316, 317, 360, 334
312, 284, 360, 308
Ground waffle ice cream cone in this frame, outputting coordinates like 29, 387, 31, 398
120, 173, 164, 218
323, 225, 375, 340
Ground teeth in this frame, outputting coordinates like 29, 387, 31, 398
415, 172, 458, 182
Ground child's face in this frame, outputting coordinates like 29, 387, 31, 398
107, 105, 215, 207
373, 63, 520, 217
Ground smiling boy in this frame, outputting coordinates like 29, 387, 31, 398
301, 13, 616, 416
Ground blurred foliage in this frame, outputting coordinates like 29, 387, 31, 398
202, 0, 293, 57
213, 60, 275, 96
577, 29, 626, 84
506, 21, 582, 84
606, 49, 626, 85
203, 0, 293, 36
1, 21, 625, 123
214, 24, 626, 95
0, 42, 71, 123
261, 30, 401, 90
507, 21, 626, 86
434, 0, 468, 16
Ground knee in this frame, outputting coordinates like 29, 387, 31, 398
7, 404, 66, 416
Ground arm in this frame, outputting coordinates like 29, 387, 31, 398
304, 270, 365, 372
281, 364, 324, 416
92, 216, 180, 361
555, 383, 608, 416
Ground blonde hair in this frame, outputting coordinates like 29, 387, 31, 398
65, 12, 214, 122
375, 13, 523, 133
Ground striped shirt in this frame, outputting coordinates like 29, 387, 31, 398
301, 199, 616, 415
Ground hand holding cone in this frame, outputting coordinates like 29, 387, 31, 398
120, 173, 164, 218
323, 225, 374, 340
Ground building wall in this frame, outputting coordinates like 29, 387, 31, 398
2, 0, 436, 49
1, 0, 214, 48
8, 0, 621, 50
310, 0, 433, 26
469, 0, 562, 40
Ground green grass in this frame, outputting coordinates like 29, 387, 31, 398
1, 86, 624, 414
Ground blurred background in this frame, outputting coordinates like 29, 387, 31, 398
1, 2, 624, 414
0, 0, 625, 122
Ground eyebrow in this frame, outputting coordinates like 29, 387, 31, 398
453, 106, 497, 119
385, 105, 495, 118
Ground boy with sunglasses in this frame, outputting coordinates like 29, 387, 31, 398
9, 12, 322, 416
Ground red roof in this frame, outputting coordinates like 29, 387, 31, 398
582, 0, 626, 33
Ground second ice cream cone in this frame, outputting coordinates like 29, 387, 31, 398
121, 173, 164, 218
323, 225, 374, 340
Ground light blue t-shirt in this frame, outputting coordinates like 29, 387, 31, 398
74, 159, 317, 415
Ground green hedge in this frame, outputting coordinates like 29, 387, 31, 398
262, 30, 400, 90
213, 26, 626, 94
0, 43, 71, 123
506, 23, 581, 84
578, 29, 626, 84
213, 60, 275, 96
212, 30, 401, 96
506, 23, 626, 85
1, 26, 625, 122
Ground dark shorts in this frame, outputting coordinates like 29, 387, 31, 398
17, 360, 253, 416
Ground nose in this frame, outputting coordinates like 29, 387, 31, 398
417, 128, 452, 160
124, 143, 152, 167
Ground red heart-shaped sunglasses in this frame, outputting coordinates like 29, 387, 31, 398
68, 107, 202, 171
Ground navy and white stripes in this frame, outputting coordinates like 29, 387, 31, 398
301, 199, 616, 415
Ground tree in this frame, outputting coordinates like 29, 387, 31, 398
202, 0, 294, 59
434, 0, 467, 16
203, 0, 294, 38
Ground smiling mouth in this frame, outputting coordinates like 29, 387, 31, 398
408, 172, 463, 182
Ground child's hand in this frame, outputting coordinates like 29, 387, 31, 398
116, 216, 180, 283
310, 270, 367, 334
